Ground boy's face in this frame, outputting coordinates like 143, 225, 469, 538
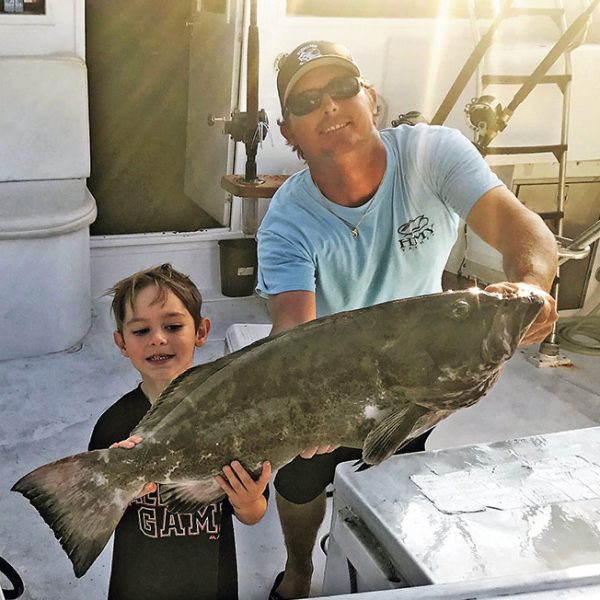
113, 285, 210, 391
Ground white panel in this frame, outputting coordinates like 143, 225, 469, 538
0, 0, 84, 58
569, 45, 600, 162
0, 55, 90, 181
382, 21, 475, 133
253, 1, 600, 177
90, 229, 234, 301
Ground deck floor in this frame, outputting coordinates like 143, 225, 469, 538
1, 294, 599, 600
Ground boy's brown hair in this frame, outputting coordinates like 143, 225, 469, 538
107, 264, 203, 333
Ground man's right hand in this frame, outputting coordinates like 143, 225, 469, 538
110, 435, 157, 498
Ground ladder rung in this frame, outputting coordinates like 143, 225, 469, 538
507, 8, 564, 19
482, 74, 571, 86
482, 144, 568, 156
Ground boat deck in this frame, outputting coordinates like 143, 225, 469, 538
1, 294, 599, 600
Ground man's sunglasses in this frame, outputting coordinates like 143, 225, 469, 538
286, 76, 362, 117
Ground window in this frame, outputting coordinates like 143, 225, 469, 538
1, 0, 46, 15
286, 0, 497, 19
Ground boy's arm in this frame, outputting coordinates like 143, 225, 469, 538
214, 461, 271, 526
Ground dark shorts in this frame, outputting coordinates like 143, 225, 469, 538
273, 429, 432, 504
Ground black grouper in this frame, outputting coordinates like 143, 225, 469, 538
12, 288, 543, 577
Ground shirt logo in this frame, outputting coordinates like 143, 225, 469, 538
133, 487, 221, 540
297, 44, 321, 64
397, 215, 434, 251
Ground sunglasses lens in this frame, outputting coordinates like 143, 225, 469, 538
286, 76, 360, 117
287, 90, 322, 117
328, 76, 361, 101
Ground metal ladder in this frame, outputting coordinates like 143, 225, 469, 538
460, 1, 598, 366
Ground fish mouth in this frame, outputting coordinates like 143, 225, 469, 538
481, 294, 544, 365
320, 121, 350, 134
146, 354, 175, 363
481, 324, 514, 366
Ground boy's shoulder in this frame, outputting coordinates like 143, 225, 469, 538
89, 385, 150, 450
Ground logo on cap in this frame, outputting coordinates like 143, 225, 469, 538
296, 44, 322, 65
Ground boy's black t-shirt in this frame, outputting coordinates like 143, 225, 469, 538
89, 385, 238, 600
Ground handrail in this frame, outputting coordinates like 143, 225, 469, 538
557, 219, 600, 265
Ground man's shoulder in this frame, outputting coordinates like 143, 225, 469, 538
259, 167, 314, 229
382, 123, 463, 146
271, 167, 310, 202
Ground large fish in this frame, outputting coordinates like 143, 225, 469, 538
13, 288, 542, 577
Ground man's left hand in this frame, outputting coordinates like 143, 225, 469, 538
484, 282, 558, 347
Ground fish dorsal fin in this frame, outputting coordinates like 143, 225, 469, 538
159, 480, 225, 514
131, 354, 236, 437
132, 331, 277, 437
362, 404, 427, 466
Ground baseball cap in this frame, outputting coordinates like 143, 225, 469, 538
276, 40, 361, 112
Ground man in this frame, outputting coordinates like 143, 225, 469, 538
256, 40, 558, 599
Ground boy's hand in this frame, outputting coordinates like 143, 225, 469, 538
214, 460, 271, 525
134, 482, 158, 498
300, 444, 339, 459
109, 435, 157, 498
110, 434, 144, 450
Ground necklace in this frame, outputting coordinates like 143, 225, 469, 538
321, 197, 378, 239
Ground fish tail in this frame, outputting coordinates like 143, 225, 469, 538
12, 449, 141, 578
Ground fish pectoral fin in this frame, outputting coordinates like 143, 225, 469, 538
362, 405, 426, 466
160, 480, 225, 514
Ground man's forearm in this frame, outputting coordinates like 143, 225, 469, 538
501, 212, 558, 292
467, 186, 558, 292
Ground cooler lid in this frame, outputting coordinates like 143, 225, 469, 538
225, 323, 271, 353
332, 427, 600, 586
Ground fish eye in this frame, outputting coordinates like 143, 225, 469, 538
450, 299, 471, 320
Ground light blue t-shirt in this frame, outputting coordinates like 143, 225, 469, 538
256, 124, 503, 318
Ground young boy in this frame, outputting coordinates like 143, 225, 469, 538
89, 263, 270, 600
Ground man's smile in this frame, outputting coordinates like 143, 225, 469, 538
320, 121, 350, 134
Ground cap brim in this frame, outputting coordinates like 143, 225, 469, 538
282, 57, 361, 107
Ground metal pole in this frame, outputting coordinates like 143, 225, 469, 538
245, 0, 259, 182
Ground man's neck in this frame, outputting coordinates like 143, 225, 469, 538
308, 134, 387, 207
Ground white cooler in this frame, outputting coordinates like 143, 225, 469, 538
323, 427, 600, 598
224, 323, 271, 353
0, 55, 96, 360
